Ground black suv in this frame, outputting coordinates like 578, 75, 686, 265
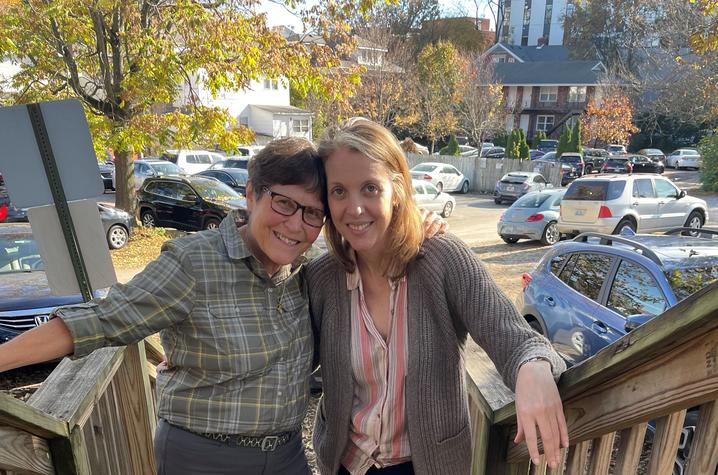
137, 176, 247, 231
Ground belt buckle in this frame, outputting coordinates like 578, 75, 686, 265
261, 435, 280, 452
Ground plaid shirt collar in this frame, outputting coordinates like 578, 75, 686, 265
220, 210, 308, 283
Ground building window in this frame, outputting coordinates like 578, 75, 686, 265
293, 119, 310, 133
543, 0, 553, 40
264, 79, 279, 90
568, 86, 587, 102
492, 55, 507, 63
539, 86, 558, 102
537, 115, 555, 132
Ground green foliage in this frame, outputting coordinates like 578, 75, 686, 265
556, 126, 572, 157
533, 130, 547, 148
439, 134, 460, 155
505, 129, 515, 158
506, 128, 529, 159
699, 132, 718, 192
570, 120, 583, 153
493, 131, 509, 147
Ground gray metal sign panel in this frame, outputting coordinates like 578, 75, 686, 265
0, 99, 102, 208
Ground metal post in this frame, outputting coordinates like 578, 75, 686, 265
27, 103, 93, 302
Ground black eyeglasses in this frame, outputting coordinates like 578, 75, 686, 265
263, 187, 326, 228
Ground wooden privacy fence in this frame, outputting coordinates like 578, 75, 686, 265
468, 280, 718, 475
0, 339, 164, 475
406, 153, 564, 192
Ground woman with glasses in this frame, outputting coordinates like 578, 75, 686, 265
0, 138, 327, 474
307, 118, 568, 474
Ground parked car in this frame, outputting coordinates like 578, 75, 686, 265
137, 175, 247, 231
607, 144, 627, 156
517, 229, 718, 475
0, 187, 27, 222
0, 223, 108, 342
459, 145, 479, 157
196, 168, 248, 195
161, 150, 224, 174
99, 161, 115, 191
497, 189, 566, 245
494, 172, 551, 204
666, 149, 701, 170
637, 148, 666, 163
409, 162, 470, 193
529, 149, 546, 160
533, 152, 579, 186
582, 148, 608, 174
538, 139, 559, 153
557, 175, 707, 236
480, 147, 505, 159
627, 154, 665, 174
559, 152, 585, 177
111, 159, 185, 190
600, 157, 633, 174
412, 180, 456, 218
209, 158, 250, 170
235, 145, 263, 158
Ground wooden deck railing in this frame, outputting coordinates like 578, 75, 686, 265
2, 282, 717, 474
0, 339, 164, 475
468, 280, 718, 475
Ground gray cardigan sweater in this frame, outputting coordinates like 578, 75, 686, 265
306, 234, 565, 475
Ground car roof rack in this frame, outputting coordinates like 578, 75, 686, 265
572, 232, 662, 265
664, 227, 718, 238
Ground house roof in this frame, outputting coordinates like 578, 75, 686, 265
251, 104, 313, 115
485, 43, 573, 63
493, 61, 606, 85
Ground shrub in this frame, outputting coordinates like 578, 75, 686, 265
699, 132, 718, 192
439, 134, 460, 156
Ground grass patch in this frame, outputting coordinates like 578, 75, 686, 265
110, 226, 172, 271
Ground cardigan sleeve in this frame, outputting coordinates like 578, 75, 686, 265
425, 235, 565, 390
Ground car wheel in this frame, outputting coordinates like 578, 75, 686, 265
540, 221, 560, 246
684, 210, 704, 235
585, 165, 593, 174
204, 218, 221, 230
107, 224, 129, 250
613, 218, 636, 235
460, 181, 469, 194
501, 236, 519, 244
659, 167, 664, 174
140, 209, 156, 228
527, 319, 544, 335
494, 197, 502, 205
441, 201, 453, 218
436, 182, 443, 192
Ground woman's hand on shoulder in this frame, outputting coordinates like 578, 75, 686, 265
514, 360, 568, 470
419, 208, 448, 239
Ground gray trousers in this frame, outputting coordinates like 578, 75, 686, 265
154, 419, 311, 475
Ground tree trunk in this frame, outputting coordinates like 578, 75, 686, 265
114, 150, 136, 216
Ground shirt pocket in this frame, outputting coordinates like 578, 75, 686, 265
203, 301, 282, 379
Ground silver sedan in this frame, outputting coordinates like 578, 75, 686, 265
497, 189, 566, 245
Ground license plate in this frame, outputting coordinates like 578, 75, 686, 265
575, 209, 586, 216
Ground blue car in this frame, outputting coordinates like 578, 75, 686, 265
517, 229, 718, 366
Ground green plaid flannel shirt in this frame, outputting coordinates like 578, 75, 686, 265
57, 212, 313, 435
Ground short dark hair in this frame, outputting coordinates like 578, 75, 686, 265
247, 137, 326, 205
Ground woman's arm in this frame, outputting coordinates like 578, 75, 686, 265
0, 318, 73, 372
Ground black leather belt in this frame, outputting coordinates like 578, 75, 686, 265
177, 423, 296, 451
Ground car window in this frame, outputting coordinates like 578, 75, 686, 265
425, 182, 439, 194
558, 253, 613, 302
412, 164, 437, 173
197, 154, 212, 164
176, 184, 194, 199
413, 184, 425, 195
607, 260, 667, 316
0, 237, 43, 273
632, 179, 655, 198
154, 182, 181, 199
665, 266, 718, 301
565, 180, 626, 201
550, 253, 568, 276
441, 166, 455, 174
514, 192, 552, 208
144, 182, 157, 194
655, 179, 679, 198
534, 175, 546, 183
186, 154, 198, 164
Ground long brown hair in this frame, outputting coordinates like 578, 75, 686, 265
317, 117, 423, 278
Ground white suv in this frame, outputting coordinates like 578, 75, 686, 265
557, 174, 707, 235
162, 150, 224, 174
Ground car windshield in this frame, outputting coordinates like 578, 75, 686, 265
502, 173, 528, 184
149, 162, 182, 175
680, 149, 699, 155
565, 180, 626, 201
412, 164, 438, 172
513, 192, 553, 208
665, 266, 718, 301
608, 146, 624, 152
606, 159, 628, 166
0, 237, 43, 273
211, 160, 248, 170
561, 156, 581, 164
191, 179, 242, 201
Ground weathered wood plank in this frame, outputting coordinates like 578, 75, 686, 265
547, 449, 568, 475
465, 339, 514, 413
587, 433, 614, 475
684, 400, 718, 475
532, 457, 547, 475
0, 426, 54, 475
647, 410, 687, 475
69, 424, 91, 475
28, 347, 125, 427
506, 329, 718, 462
468, 377, 492, 475
565, 440, 589, 475
113, 342, 156, 474
614, 422, 648, 474
0, 392, 68, 439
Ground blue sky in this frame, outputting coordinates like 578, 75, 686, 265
260, 0, 495, 32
